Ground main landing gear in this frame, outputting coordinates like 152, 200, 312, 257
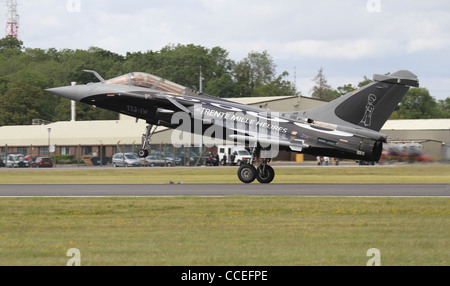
138, 126, 275, 184
138, 124, 157, 158
237, 161, 275, 184
237, 146, 275, 184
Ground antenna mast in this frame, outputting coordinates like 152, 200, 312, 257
5, 0, 19, 39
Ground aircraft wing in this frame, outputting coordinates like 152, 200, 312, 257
228, 134, 308, 152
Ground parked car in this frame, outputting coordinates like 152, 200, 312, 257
152, 151, 182, 165
175, 150, 199, 166
112, 153, 142, 167
144, 155, 173, 167
31, 157, 54, 168
25, 155, 39, 163
6, 154, 30, 168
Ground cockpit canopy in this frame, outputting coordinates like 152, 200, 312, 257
105, 72, 188, 94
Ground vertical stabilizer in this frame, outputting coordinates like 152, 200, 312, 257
302, 70, 419, 131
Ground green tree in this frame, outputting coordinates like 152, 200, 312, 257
0, 84, 44, 125
233, 51, 299, 98
155, 44, 233, 91
0, 76, 8, 94
0, 42, 301, 124
396, 88, 440, 119
311, 67, 338, 101
437, 97, 450, 118
0, 36, 23, 50
122, 50, 160, 76
358, 76, 372, 88
204, 73, 239, 98
253, 71, 297, 97
234, 51, 276, 97
336, 83, 357, 96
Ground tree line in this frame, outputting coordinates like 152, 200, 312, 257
0, 36, 448, 126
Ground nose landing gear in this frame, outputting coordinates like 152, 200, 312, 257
138, 124, 157, 158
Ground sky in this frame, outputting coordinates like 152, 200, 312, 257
3, 0, 450, 100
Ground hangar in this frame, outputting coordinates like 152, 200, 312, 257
1, 95, 449, 164
382, 119, 450, 161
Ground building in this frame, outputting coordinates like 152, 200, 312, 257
382, 119, 450, 161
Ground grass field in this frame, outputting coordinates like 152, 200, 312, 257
0, 196, 448, 266
0, 164, 449, 266
1, 164, 450, 184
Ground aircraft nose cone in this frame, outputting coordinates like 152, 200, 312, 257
46, 85, 89, 101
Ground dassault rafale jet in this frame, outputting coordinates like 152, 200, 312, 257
47, 69, 419, 184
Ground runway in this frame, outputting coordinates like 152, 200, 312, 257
0, 183, 449, 197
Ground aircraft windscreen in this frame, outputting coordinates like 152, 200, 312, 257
105, 72, 187, 94
105, 74, 130, 86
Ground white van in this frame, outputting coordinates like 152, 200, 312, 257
217, 145, 252, 166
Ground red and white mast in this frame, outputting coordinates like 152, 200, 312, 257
5, 0, 19, 39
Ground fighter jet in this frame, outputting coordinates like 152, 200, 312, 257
46, 69, 419, 184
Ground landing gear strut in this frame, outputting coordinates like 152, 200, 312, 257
138, 125, 157, 158
237, 147, 275, 184
256, 162, 275, 184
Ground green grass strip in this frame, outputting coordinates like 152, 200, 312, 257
0, 196, 448, 265
1, 165, 450, 184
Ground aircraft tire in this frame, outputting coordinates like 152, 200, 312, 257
256, 165, 275, 184
138, 149, 148, 158
237, 164, 257, 184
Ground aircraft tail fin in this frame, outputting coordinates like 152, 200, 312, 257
302, 70, 419, 131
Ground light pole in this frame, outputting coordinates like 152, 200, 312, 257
47, 128, 51, 156
99, 140, 103, 167
199, 66, 203, 93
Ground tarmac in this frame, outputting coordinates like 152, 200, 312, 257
0, 183, 448, 197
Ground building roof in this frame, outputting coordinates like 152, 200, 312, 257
381, 119, 450, 131
0, 120, 162, 146
2, 118, 448, 147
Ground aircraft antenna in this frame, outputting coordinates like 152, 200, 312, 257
5, 0, 19, 39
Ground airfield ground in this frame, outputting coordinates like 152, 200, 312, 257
0, 164, 448, 266
1, 163, 450, 184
